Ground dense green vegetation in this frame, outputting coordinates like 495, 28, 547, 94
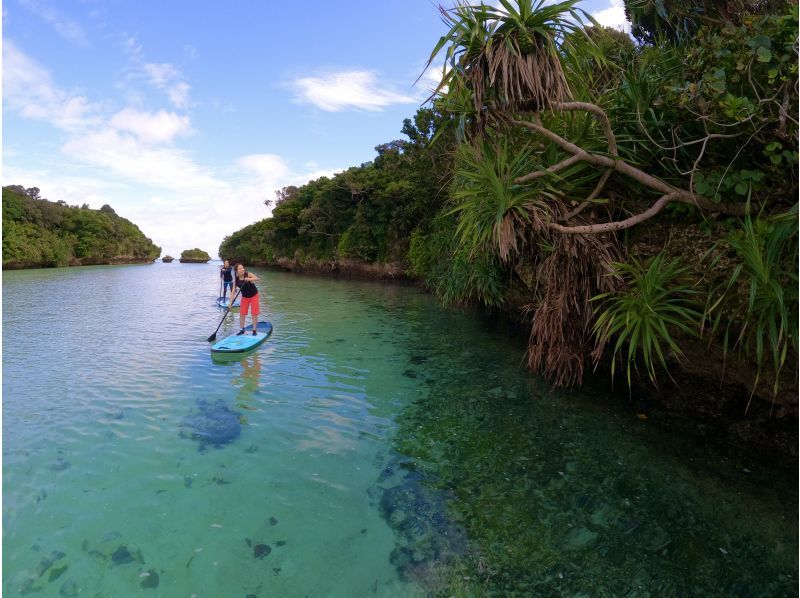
3, 185, 160, 269
179, 248, 212, 262
221, 1, 797, 397
221, 109, 454, 265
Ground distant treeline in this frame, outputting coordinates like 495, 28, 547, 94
2, 185, 161, 269
220, 108, 452, 267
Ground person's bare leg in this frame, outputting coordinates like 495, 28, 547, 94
238, 306, 246, 333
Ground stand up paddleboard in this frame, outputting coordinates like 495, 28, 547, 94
211, 321, 273, 354
217, 297, 241, 309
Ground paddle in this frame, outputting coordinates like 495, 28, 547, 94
207, 288, 242, 342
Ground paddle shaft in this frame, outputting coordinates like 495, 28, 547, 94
207, 287, 242, 342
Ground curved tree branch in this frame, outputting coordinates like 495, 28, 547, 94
516, 154, 581, 182
546, 192, 683, 234
509, 113, 748, 224
515, 101, 617, 203
553, 101, 618, 156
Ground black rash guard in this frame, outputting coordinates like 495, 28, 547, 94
220, 266, 233, 282
235, 273, 258, 298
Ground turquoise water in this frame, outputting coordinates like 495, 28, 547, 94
3, 263, 797, 596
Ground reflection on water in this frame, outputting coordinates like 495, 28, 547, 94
2, 264, 797, 596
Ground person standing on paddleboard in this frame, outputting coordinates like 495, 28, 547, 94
220, 260, 234, 303
234, 264, 260, 336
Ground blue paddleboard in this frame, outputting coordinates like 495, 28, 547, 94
211, 321, 273, 354
217, 297, 240, 308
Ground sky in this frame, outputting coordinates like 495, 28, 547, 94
2, 0, 628, 259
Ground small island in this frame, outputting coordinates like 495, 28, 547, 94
162, 255, 174, 263
3, 185, 160, 269
179, 248, 211, 263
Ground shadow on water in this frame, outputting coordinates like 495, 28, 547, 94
179, 399, 243, 452
180, 340, 269, 453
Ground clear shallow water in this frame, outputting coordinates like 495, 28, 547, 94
2, 263, 797, 597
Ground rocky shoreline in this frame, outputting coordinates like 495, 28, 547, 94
2, 257, 157, 269
250, 255, 798, 461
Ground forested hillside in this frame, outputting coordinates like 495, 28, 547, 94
220, 1, 797, 413
3, 185, 161, 269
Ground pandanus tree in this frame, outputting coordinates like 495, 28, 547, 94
425, 0, 626, 385
424, 0, 794, 386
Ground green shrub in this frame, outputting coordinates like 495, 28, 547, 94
705, 205, 798, 396
592, 254, 703, 386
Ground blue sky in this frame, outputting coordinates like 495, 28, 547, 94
2, 0, 627, 259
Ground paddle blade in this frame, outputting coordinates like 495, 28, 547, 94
207, 333, 217, 342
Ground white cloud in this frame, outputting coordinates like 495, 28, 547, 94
290, 70, 417, 112
3, 40, 343, 258
142, 62, 180, 86
416, 64, 448, 96
18, 0, 89, 46
63, 128, 228, 193
142, 62, 191, 108
2, 40, 100, 131
167, 82, 191, 108
593, 0, 629, 31
109, 108, 192, 144
122, 34, 143, 60
236, 154, 293, 187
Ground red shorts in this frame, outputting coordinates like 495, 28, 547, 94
240, 294, 260, 316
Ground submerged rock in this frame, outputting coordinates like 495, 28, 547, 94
561, 527, 599, 551
48, 564, 68, 582
48, 458, 71, 472
140, 568, 160, 589
373, 456, 468, 580
35, 550, 66, 577
20, 578, 38, 595
253, 544, 271, 559
59, 580, 79, 597
180, 399, 242, 451
111, 545, 134, 565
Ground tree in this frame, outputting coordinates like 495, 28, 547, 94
424, 0, 797, 386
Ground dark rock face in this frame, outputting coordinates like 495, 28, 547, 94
372, 456, 468, 581
180, 399, 242, 451
178, 258, 210, 263
268, 257, 410, 281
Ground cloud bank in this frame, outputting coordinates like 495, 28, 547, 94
2, 41, 340, 258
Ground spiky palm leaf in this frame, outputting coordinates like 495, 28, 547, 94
705, 204, 798, 397
448, 140, 548, 261
424, 0, 595, 127
592, 254, 703, 387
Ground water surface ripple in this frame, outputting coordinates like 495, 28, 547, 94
3, 263, 796, 596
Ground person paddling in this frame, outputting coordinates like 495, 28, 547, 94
220, 260, 234, 303
234, 264, 261, 336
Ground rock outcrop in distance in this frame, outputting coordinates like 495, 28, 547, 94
179, 248, 211, 263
